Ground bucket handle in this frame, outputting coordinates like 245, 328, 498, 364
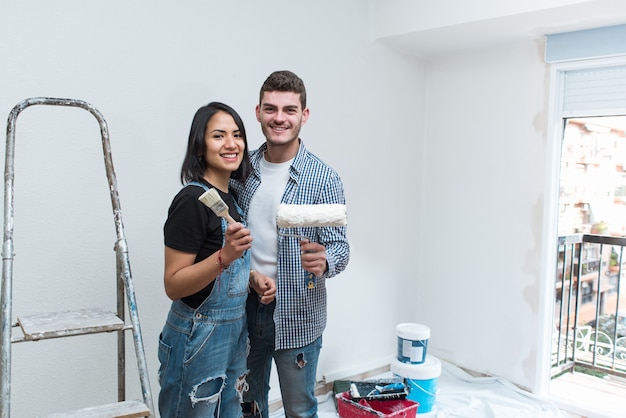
407, 379, 438, 398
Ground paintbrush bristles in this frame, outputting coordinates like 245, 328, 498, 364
198, 188, 236, 224
276, 204, 347, 228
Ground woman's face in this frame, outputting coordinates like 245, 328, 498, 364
203, 110, 245, 179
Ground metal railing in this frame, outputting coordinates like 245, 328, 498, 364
552, 234, 626, 379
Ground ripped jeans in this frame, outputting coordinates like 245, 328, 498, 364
158, 299, 248, 417
243, 299, 322, 418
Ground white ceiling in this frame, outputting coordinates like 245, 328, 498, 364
378, 0, 626, 59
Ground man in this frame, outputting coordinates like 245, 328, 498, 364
231, 70, 350, 418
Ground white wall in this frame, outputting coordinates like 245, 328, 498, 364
419, 40, 551, 391
0, 1, 424, 416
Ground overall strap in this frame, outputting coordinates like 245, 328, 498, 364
185, 181, 209, 191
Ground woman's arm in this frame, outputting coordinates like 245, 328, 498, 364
164, 223, 252, 300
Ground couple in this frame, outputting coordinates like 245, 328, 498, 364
158, 70, 351, 418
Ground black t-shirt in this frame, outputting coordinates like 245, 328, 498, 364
164, 181, 242, 308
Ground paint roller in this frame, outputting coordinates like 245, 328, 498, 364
276, 203, 347, 239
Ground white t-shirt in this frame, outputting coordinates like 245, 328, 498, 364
247, 155, 292, 280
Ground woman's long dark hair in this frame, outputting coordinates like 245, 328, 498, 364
180, 101, 252, 184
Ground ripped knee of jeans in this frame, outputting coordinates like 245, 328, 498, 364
235, 371, 249, 403
295, 352, 307, 368
189, 375, 226, 406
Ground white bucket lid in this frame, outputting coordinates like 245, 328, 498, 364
396, 323, 430, 340
391, 355, 441, 380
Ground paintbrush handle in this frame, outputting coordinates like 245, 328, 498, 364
220, 210, 236, 224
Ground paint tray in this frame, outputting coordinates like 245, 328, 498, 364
336, 391, 418, 418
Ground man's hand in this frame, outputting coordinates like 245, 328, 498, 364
250, 270, 277, 304
300, 239, 327, 277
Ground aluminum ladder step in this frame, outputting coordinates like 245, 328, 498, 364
39, 400, 150, 418
17, 308, 124, 341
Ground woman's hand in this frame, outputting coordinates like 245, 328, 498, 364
220, 222, 253, 267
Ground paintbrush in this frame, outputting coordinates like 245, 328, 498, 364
198, 188, 236, 224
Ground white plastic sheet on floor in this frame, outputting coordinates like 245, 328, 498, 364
269, 359, 568, 417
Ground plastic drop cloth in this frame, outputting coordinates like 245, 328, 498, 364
270, 359, 567, 418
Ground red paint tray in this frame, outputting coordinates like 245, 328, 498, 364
336, 391, 418, 418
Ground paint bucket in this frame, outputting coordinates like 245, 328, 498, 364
391, 355, 441, 414
396, 323, 430, 364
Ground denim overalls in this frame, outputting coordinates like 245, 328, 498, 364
158, 184, 250, 417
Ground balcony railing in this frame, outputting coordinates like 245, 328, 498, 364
552, 234, 626, 379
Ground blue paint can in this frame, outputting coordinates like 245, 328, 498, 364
396, 323, 430, 364
391, 355, 441, 414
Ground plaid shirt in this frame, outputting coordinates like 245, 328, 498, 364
231, 140, 350, 350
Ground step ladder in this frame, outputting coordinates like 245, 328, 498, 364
0, 98, 154, 417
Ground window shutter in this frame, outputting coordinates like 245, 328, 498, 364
562, 65, 626, 115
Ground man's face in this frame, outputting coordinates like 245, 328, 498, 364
256, 91, 309, 146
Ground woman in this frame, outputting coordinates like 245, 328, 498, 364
158, 102, 276, 417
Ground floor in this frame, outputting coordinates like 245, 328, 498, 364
269, 360, 577, 418
550, 370, 626, 418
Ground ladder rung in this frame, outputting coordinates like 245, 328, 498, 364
18, 308, 124, 341
39, 400, 150, 417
